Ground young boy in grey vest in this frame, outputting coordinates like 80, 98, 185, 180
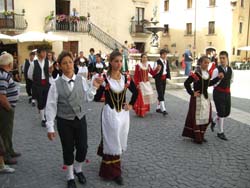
45, 51, 103, 188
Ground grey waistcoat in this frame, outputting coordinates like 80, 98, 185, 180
56, 75, 86, 120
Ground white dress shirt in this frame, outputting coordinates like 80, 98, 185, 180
27, 58, 46, 80
46, 74, 97, 133
211, 66, 234, 87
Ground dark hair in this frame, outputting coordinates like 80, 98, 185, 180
219, 51, 228, 58
95, 53, 101, 58
141, 53, 147, 59
160, 49, 168, 55
29, 52, 35, 56
107, 51, 122, 75
37, 46, 47, 54
89, 48, 95, 53
57, 51, 73, 64
197, 56, 209, 66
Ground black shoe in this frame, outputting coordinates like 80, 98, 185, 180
156, 109, 162, 113
217, 133, 228, 141
67, 179, 77, 188
10, 152, 21, 158
28, 98, 32, 104
113, 176, 124, 186
41, 120, 46, 127
74, 171, 86, 185
162, 111, 168, 116
211, 121, 216, 132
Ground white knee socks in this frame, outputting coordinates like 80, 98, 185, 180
156, 101, 160, 110
40, 109, 45, 121
218, 117, 224, 133
66, 165, 74, 180
160, 101, 166, 112
74, 161, 83, 173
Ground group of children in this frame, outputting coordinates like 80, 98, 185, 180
17, 47, 233, 188
182, 51, 233, 143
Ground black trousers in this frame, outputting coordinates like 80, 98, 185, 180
32, 84, 50, 110
25, 79, 33, 97
57, 116, 88, 165
213, 90, 231, 117
155, 78, 166, 101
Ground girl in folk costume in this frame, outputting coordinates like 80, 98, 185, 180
97, 51, 138, 185
133, 53, 155, 117
182, 56, 224, 144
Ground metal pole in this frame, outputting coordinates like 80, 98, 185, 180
194, 0, 197, 59
246, 1, 250, 59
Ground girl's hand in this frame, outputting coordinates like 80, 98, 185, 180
123, 103, 132, 111
93, 77, 103, 89
193, 90, 200, 97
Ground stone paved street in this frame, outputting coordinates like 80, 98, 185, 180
0, 85, 250, 188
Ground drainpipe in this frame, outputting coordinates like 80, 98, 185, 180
193, 0, 197, 59
246, 1, 250, 59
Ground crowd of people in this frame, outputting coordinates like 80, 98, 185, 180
0, 46, 233, 188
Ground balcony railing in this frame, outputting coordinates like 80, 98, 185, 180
0, 13, 27, 30
45, 15, 89, 32
130, 20, 150, 34
45, 15, 126, 50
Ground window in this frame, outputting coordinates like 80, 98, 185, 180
232, 47, 235, 55
187, 0, 192, 9
56, 0, 70, 15
209, 0, 216, 6
163, 24, 169, 34
237, 50, 241, 56
240, 0, 244, 7
134, 7, 145, 32
0, 0, 13, 11
208, 21, 215, 34
186, 23, 192, 35
164, 0, 169, 11
239, 22, 243, 33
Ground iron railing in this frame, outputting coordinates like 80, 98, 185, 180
46, 16, 125, 50
0, 13, 27, 30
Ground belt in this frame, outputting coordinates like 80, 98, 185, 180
215, 86, 230, 93
161, 74, 167, 80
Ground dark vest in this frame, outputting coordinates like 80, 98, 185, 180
154, 59, 171, 80
217, 66, 232, 88
24, 59, 30, 80
33, 59, 49, 86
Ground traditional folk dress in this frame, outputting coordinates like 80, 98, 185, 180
133, 63, 155, 117
182, 69, 220, 143
97, 74, 138, 180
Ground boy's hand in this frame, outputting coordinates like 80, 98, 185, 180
48, 132, 56, 141
218, 72, 224, 79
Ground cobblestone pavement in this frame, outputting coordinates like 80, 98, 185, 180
0, 86, 250, 188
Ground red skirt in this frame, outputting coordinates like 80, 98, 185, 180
97, 142, 121, 180
133, 89, 150, 117
182, 96, 212, 143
